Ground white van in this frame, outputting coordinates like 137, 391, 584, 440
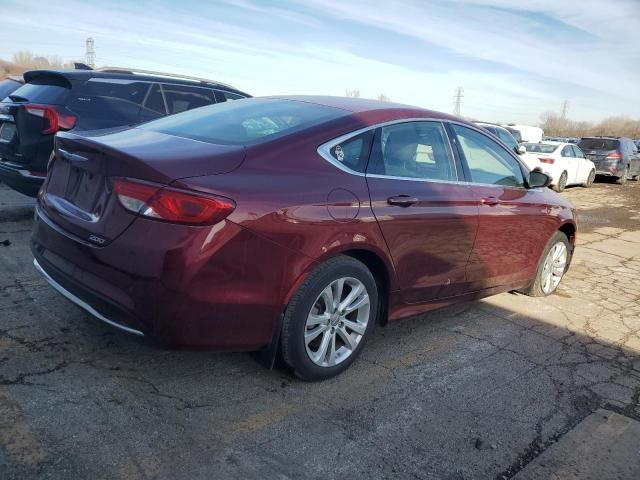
502, 124, 544, 143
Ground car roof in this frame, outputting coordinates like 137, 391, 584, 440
270, 95, 466, 125
539, 141, 569, 147
22, 69, 248, 95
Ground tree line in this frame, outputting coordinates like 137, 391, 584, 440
540, 111, 640, 139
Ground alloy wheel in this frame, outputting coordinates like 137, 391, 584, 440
587, 170, 595, 186
541, 242, 567, 294
304, 277, 370, 367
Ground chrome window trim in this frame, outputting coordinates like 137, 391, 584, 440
317, 117, 530, 189
317, 117, 459, 180
34, 258, 145, 337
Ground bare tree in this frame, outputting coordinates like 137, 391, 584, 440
345, 88, 361, 98
2, 51, 76, 76
540, 111, 640, 138
377, 93, 391, 102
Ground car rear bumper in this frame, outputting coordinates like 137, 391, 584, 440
31, 203, 304, 350
0, 161, 45, 197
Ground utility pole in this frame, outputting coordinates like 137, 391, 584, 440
453, 87, 464, 116
85, 37, 95, 69
560, 99, 569, 119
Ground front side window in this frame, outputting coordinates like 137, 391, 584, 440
367, 121, 454, 181
497, 128, 518, 151
451, 124, 524, 187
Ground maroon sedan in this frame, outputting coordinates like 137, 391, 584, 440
31, 96, 576, 380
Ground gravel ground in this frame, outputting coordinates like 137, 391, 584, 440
1, 179, 639, 480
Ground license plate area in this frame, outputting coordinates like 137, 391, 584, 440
64, 164, 106, 213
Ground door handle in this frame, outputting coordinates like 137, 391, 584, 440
480, 196, 500, 206
387, 195, 419, 207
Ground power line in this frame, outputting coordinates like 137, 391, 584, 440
453, 86, 464, 117
85, 37, 95, 68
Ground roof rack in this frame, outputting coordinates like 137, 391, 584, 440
95, 67, 234, 90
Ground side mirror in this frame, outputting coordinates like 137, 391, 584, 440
517, 145, 527, 155
528, 169, 552, 189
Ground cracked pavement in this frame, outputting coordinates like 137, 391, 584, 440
1, 179, 639, 479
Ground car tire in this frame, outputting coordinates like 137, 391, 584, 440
616, 167, 629, 185
554, 172, 568, 192
582, 169, 595, 188
281, 255, 378, 381
518, 231, 571, 297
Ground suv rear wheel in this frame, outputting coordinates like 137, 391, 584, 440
616, 166, 629, 185
281, 256, 378, 381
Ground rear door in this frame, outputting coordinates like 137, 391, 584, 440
366, 120, 478, 303
571, 145, 590, 182
448, 123, 557, 290
560, 145, 579, 184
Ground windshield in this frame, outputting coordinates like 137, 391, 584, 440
140, 98, 347, 145
523, 143, 558, 154
579, 138, 619, 151
0, 79, 22, 100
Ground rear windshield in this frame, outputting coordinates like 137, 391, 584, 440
139, 98, 346, 145
579, 138, 619, 151
6, 77, 71, 104
0, 79, 22, 100
523, 143, 558, 154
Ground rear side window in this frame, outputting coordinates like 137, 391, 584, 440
561, 146, 573, 157
579, 138, 619, 151
8, 77, 70, 104
162, 84, 215, 114
367, 121, 454, 181
140, 98, 346, 145
68, 79, 147, 124
452, 124, 524, 187
572, 146, 585, 158
329, 131, 373, 173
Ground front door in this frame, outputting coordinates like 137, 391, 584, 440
366, 121, 478, 303
448, 123, 558, 290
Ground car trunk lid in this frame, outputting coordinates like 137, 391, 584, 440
40, 128, 246, 245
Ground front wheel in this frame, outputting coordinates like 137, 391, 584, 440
518, 231, 570, 297
582, 169, 595, 188
554, 171, 568, 192
281, 256, 378, 381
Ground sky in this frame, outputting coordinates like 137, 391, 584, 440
0, 0, 638, 125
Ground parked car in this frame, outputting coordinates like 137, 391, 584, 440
32, 96, 577, 381
0, 75, 24, 100
503, 124, 544, 143
0, 68, 250, 197
474, 122, 525, 156
520, 141, 596, 192
504, 126, 523, 143
578, 136, 640, 184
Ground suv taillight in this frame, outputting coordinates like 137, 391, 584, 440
606, 152, 622, 160
25, 105, 77, 134
113, 178, 236, 225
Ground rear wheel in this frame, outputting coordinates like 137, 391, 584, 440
582, 169, 595, 188
281, 256, 378, 381
518, 231, 570, 297
554, 171, 568, 192
616, 167, 629, 185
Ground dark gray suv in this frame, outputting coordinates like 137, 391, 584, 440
578, 137, 640, 184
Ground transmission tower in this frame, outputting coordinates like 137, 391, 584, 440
85, 37, 95, 68
560, 100, 569, 119
453, 87, 464, 116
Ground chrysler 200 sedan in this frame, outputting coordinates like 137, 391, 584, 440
31, 96, 576, 381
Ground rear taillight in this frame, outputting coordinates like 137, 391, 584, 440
606, 152, 622, 160
113, 178, 235, 225
538, 157, 555, 164
25, 104, 77, 134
